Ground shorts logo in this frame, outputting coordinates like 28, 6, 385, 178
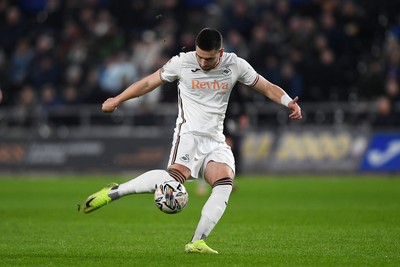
180, 154, 190, 162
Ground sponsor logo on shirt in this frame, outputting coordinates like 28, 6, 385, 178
191, 80, 229, 90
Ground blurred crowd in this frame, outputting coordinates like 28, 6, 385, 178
0, 0, 400, 127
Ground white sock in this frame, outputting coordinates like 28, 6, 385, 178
109, 170, 175, 199
191, 184, 232, 242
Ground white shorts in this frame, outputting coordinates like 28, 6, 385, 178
167, 133, 235, 179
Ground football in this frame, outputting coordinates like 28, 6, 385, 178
154, 180, 188, 214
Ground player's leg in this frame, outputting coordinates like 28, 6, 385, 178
82, 165, 190, 213
186, 161, 234, 254
82, 132, 193, 214
114, 164, 189, 196
190, 161, 234, 242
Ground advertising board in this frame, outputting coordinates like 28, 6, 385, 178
360, 133, 400, 172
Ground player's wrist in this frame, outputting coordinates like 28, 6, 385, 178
280, 94, 292, 108
113, 96, 124, 106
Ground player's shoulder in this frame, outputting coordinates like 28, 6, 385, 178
222, 52, 247, 64
170, 51, 196, 65
174, 51, 196, 60
222, 52, 251, 71
222, 51, 237, 61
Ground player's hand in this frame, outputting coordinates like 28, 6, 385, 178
288, 96, 302, 120
102, 97, 119, 113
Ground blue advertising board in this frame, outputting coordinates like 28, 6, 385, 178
361, 133, 400, 172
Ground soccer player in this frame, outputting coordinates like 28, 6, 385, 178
82, 28, 302, 254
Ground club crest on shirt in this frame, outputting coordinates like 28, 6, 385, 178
222, 67, 231, 76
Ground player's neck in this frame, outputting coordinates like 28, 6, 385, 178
211, 57, 221, 70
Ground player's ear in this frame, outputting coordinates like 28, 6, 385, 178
219, 48, 224, 57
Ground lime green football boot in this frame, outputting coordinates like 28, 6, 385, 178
82, 183, 118, 213
185, 240, 218, 254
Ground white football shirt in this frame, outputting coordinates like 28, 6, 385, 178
160, 51, 259, 142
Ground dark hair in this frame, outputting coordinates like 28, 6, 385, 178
195, 28, 223, 51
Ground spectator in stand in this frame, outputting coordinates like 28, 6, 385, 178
248, 25, 272, 71
371, 96, 399, 128
61, 85, 80, 106
260, 55, 280, 85
307, 46, 340, 101
11, 84, 40, 127
28, 34, 60, 88
224, 29, 249, 59
99, 51, 139, 97
223, 0, 255, 40
385, 43, 400, 81
87, 8, 125, 63
278, 61, 303, 99
129, 30, 163, 77
385, 75, 400, 104
0, 5, 25, 55
81, 67, 104, 104
357, 59, 385, 101
40, 83, 61, 108
9, 38, 34, 87
0, 49, 10, 104
59, 20, 85, 64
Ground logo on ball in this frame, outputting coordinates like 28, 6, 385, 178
154, 180, 188, 214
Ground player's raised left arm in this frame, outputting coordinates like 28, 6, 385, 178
102, 69, 165, 113
252, 75, 302, 120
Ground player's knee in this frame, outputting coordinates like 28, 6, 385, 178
167, 167, 187, 184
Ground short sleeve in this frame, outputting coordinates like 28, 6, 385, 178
160, 54, 182, 82
237, 57, 259, 86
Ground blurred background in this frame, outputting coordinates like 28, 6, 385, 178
0, 0, 399, 175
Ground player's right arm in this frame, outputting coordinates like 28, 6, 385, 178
102, 69, 165, 113
252, 75, 302, 120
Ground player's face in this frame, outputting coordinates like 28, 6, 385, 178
195, 47, 223, 71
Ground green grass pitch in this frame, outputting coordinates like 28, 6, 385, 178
0, 175, 399, 267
